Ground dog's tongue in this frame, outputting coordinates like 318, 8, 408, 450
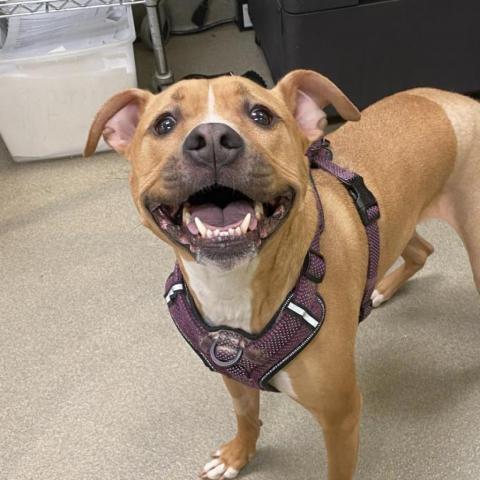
189, 200, 253, 232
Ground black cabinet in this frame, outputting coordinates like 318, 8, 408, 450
249, 0, 480, 109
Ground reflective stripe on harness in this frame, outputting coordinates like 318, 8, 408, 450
165, 284, 184, 304
286, 302, 319, 328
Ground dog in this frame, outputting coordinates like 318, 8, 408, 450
84, 70, 480, 480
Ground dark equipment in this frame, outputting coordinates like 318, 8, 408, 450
248, 0, 480, 109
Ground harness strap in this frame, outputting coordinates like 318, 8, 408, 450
306, 138, 381, 321
302, 171, 326, 283
163, 169, 327, 392
162, 137, 380, 392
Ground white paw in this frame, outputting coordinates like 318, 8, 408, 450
371, 289, 386, 308
201, 458, 239, 479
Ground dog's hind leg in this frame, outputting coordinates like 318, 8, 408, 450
371, 231, 434, 307
406, 88, 480, 292
201, 376, 261, 479
459, 231, 480, 293
449, 195, 480, 293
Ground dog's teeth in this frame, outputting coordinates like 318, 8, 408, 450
240, 213, 251, 234
228, 228, 235, 236
182, 206, 191, 225
214, 229, 220, 237
206, 229, 213, 239
274, 205, 285, 218
255, 202, 264, 219
235, 227, 242, 236
194, 217, 207, 237
220, 231, 229, 237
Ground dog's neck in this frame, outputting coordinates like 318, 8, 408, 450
181, 257, 260, 332
248, 185, 318, 332
178, 185, 318, 334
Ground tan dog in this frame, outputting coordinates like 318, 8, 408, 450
85, 70, 480, 480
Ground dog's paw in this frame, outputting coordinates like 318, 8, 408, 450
199, 437, 255, 479
371, 289, 386, 308
200, 458, 239, 479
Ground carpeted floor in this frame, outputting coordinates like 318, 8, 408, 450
1, 23, 479, 480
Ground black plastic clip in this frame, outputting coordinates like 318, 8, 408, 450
343, 175, 379, 226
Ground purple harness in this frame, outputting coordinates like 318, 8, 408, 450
164, 139, 380, 391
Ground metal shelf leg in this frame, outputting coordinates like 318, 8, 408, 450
145, 0, 173, 91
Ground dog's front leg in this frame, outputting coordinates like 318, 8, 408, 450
308, 385, 362, 480
201, 376, 261, 479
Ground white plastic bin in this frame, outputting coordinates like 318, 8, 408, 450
0, 7, 137, 162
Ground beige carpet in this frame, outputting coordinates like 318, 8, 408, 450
1, 24, 479, 480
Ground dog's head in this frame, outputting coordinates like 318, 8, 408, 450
84, 70, 359, 269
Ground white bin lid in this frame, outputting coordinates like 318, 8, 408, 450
0, 5, 135, 61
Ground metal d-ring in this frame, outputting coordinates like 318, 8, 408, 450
209, 336, 243, 368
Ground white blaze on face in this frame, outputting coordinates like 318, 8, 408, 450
205, 84, 218, 122
197, 84, 239, 132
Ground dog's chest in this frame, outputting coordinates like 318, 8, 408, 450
182, 259, 259, 332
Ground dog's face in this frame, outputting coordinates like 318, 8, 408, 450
85, 70, 359, 269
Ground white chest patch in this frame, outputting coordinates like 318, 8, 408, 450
182, 258, 259, 333
270, 370, 297, 399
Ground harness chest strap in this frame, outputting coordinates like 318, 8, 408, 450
163, 138, 380, 391
163, 179, 327, 392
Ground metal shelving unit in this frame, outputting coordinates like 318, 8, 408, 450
0, 0, 174, 90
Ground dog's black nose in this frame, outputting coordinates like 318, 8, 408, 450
183, 123, 244, 170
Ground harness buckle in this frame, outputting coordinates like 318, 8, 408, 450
344, 175, 380, 226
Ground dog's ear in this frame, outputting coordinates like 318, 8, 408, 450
273, 69, 360, 140
84, 88, 153, 157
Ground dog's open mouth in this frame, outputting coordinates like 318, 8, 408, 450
147, 184, 294, 260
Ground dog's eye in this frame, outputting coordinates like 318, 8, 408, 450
154, 114, 177, 135
249, 105, 273, 126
